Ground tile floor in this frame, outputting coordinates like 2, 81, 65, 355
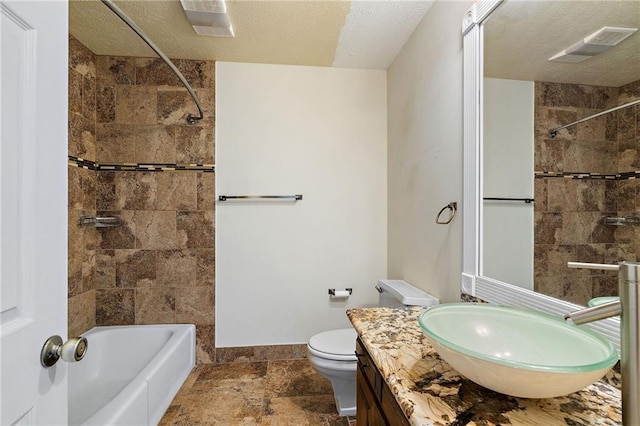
160, 359, 357, 425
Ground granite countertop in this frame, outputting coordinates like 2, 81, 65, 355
347, 307, 621, 426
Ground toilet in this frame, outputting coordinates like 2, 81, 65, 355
307, 279, 439, 416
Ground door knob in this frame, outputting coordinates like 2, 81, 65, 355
40, 335, 88, 368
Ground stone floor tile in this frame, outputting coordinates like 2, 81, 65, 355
176, 380, 265, 424
262, 395, 349, 426
265, 359, 333, 398
160, 360, 354, 425
196, 361, 268, 382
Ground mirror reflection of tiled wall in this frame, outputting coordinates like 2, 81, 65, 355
534, 80, 640, 305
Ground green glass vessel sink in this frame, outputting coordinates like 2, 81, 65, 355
588, 296, 620, 307
418, 303, 618, 398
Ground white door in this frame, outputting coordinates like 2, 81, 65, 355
1, 1, 69, 424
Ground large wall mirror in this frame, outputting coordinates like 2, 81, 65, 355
462, 0, 639, 348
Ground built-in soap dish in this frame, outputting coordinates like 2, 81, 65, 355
78, 215, 122, 228
602, 216, 640, 226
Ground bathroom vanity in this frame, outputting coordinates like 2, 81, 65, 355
355, 338, 410, 426
348, 307, 622, 425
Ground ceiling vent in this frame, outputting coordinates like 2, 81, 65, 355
549, 26, 637, 63
180, 0, 234, 37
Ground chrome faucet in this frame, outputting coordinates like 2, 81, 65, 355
564, 261, 639, 426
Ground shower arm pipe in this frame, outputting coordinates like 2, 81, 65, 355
549, 98, 640, 139
100, 0, 204, 125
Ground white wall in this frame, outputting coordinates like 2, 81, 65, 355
387, 1, 473, 303
483, 78, 534, 289
216, 62, 387, 347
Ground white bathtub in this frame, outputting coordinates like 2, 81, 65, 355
68, 324, 196, 426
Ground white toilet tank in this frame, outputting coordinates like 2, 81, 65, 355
376, 279, 439, 308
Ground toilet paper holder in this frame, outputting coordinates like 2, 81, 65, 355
328, 288, 353, 296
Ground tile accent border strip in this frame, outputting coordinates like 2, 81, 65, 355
69, 156, 97, 170
535, 171, 638, 181
68, 156, 215, 172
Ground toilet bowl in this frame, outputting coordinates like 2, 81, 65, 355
307, 279, 439, 416
307, 328, 358, 416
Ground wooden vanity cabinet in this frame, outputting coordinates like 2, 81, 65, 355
355, 338, 410, 426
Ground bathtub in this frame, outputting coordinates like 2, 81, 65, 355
68, 324, 195, 426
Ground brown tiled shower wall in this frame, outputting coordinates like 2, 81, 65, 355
534, 80, 640, 305
68, 36, 98, 338
68, 35, 217, 363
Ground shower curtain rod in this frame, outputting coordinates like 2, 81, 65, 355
549, 98, 640, 139
101, 0, 204, 125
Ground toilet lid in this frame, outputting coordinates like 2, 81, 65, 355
308, 328, 358, 361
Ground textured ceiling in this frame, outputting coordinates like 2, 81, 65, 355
69, 0, 434, 70
484, 0, 640, 88
333, 1, 434, 68
70, 1, 638, 80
